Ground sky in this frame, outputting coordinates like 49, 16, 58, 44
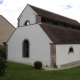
0, 0, 80, 28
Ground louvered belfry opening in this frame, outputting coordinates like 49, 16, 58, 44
29, 4, 80, 31
23, 40, 29, 58
41, 16, 80, 30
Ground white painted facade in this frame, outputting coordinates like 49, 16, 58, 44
7, 24, 52, 66
18, 5, 38, 26
8, 4, 53, 66
56, 44, 80, 68
7, 4, 80, 68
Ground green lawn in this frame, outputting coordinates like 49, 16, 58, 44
0, 62, 80, 80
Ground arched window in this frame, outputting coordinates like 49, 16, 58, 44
68, 47, 74, 53
24, 20, 30, 26
22, 40, 29, 58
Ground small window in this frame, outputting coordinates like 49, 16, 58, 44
69, 47, 74, 53
24, 20, 30, 26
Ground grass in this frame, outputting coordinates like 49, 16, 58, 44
0, 61, 80, 80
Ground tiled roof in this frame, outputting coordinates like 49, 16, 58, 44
29, 4, 80, 44
40, 23, 80, 44
29, 5, 80, 26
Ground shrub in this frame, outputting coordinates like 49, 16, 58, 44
34, 61, 42, 69
46, 65, 48, 67
0, 48, 6, 59
0, 46, 6, 54
0, 56, 7, 76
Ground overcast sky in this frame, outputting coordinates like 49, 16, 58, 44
0, 0, 80, 27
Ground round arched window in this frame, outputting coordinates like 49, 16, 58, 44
24, 20, 30, 26
68, 47, 74, 53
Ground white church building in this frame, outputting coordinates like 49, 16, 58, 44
7, 4, 80, 68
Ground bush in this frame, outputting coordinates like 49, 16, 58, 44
34, 61, 42, 69
0, 47, 6, 59
0, 56, 7, 76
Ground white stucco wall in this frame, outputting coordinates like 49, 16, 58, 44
56, 44, 80, 68
18, 5, 37, 27
7, 24, 52, 66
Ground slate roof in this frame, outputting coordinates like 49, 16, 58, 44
30, 5, 80, 44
